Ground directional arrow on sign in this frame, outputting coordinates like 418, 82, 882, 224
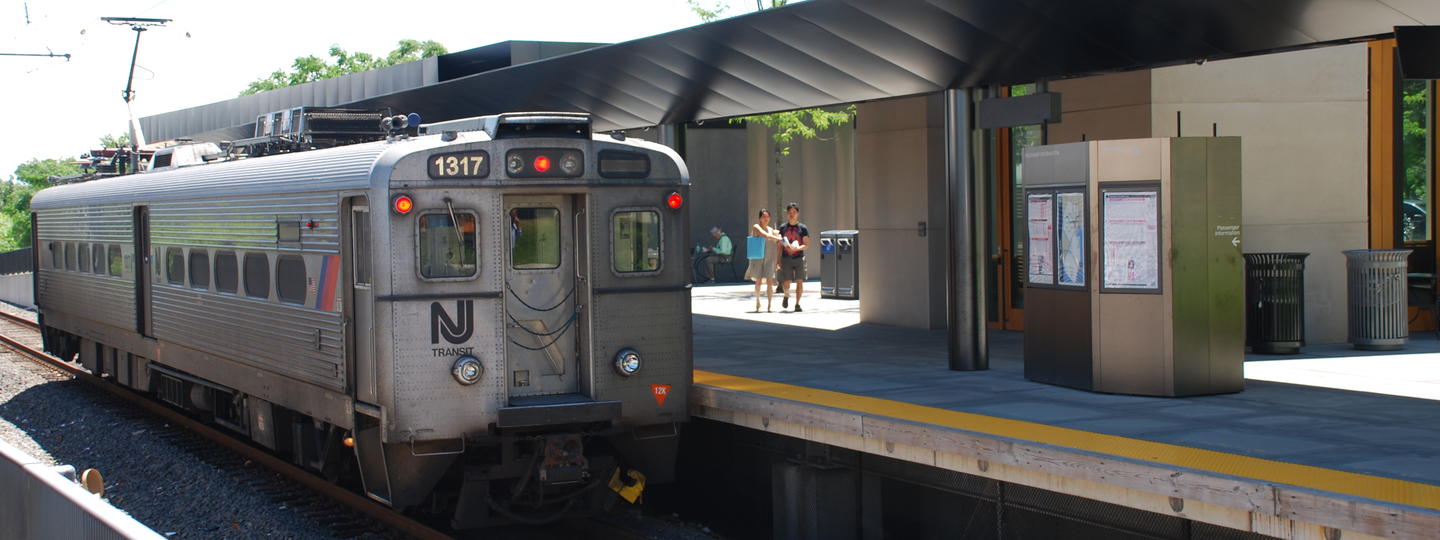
1231, 236, 1240, 247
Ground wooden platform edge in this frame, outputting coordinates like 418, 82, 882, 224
691, 382, 1440, 540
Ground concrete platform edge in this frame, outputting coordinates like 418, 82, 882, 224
691, 381, 1440, 540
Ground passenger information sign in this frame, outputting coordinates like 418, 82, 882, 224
1102, 189, 1159, 291
1027, 193, 1054, 285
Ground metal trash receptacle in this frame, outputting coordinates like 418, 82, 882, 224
1243, 253, 1309, 354
1344, 249, 1412, 350
820, 230, 859, 299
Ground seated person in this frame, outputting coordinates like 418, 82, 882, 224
702, 226, 733, 282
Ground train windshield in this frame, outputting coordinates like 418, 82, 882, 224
510, 208, 561, 269
419, 212, 478, 278
612, 210, 661, 273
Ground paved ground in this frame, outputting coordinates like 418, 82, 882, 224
691, 281, 1440, 486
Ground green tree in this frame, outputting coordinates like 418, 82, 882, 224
241, 40, 447, 96
98, 133, 131, 148
2, 158, 79, 250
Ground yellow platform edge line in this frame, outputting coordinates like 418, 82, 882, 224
693, 369, 1440, 512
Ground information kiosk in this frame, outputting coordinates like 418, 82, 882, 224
1021, 138, 1243, 397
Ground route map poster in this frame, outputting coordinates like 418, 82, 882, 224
1102, 190, 1159, 290
1056, 191, 1086, 287
1027, 193, 1054, 285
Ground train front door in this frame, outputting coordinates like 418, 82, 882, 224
504, 195, 585, 399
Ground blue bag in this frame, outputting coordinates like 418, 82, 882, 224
746, 236, 766, 259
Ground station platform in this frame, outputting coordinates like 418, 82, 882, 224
688, 282, 1440, 539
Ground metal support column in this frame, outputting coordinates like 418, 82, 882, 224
657, 123, 686, 158
945, 88, 988, 370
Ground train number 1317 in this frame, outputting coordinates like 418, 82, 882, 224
428, 151, 490, 179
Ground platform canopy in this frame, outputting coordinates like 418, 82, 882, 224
146, 0, 1440, 138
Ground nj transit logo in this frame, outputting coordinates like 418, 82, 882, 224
430, 301, 474, 344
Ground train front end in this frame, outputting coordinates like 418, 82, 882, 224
360, 113, 691, 526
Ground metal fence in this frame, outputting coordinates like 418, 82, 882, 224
0, 248, 32, 275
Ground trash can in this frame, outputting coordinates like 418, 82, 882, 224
820, 230, 859, 299
1243, 253, 1309, 354
1344, 249, 1412, 350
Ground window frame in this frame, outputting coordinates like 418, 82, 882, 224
275, 254, 308, 305
214, 250, 239, 295
165, 247, 185, 286
78, 242, 90, 273
107, 245, 122, 277
243, 252, 271, 300
414, 209, 481, 282
608, 206, 665, 277
189, 249, 210, 290
508, 206, 563, 272
92, 244, 105, 275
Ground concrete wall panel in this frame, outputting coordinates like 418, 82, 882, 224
1151, 43, 1368, 343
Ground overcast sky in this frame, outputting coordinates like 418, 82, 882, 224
0, 0, 739, 179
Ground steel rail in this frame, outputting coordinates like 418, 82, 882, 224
0, 311, 451, 540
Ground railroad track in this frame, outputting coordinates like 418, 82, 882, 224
0, 310, 669, 540
0, 309, 448, 540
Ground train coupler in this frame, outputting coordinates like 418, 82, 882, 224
608, 468, 646, 504
537, 434, 588, 485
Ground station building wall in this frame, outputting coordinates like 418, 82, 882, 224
1050, 44, 1367, 344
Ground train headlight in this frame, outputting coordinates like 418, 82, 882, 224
506, 154, 525, 174
613, 349, 642, 377
559, 153, 580, 175
452, 355, 483, 385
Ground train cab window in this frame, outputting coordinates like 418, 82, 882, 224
510, 208, 560, 270
79, 243, 90, 273
244, 253, 270, 299
165, 248, 184, 285
215, 251, 238, 293
107, 245, 122, 277
612, 210, 662, 273
276, 255, 306, 304
352, 207, 371, 286
64, 243, 76, 271
418, 212, 478, 279
92, 245, 105, 274
189, 250, 210, 290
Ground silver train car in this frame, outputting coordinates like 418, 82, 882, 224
30, 112, 692, 526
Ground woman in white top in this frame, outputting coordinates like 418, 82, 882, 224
744, 209, 784, 312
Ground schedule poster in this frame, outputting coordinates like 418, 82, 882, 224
1027, 193, 1054, 285
1102, 190, 1159, 290
1056, 191, 1086, 287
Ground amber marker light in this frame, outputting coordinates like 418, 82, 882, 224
666, 192, 683, 210
343, 436, 355, 448
392, 194, 414, 215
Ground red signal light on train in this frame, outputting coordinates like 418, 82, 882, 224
666, 192, 683, 210
533, 155, 551, 172
392, 194, 414, 215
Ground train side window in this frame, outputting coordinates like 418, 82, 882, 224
215, 251, 238, 293
276, 255, 306, 304
244, 253, 270, 299
165, 247, 184, 285
79, 243, 90, 273
92, 245, 105, 274
510, 208, 560, 270
189, 250, 210, 290
64, 243, 76, 271
48, 242, 59, 269
418, 212, 478, 279
352, 208, 371, 286
611, 210, 662, 273
107, 245, 122, 277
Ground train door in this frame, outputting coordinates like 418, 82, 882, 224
134, 206, 153, 337
504, 195, 584, 399
345, 196, 377, 404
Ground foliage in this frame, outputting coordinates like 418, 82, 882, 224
98, 133, 131, 149
1401, 80, 1429, 204
241, 40, 448, 96
731, 106, 856, 156
2, 157, 79, 250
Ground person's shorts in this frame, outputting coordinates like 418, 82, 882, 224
778, 256, 806, 282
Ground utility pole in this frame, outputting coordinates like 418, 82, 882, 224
102, 16, 170, 173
